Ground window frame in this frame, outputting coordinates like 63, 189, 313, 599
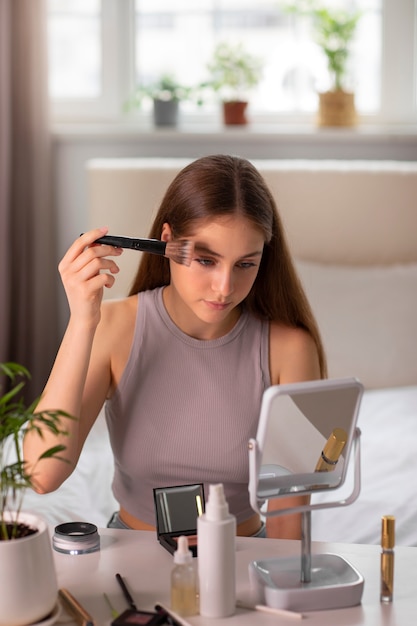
50, 0, 417, 126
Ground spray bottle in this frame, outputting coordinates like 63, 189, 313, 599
170, 535, 198, 617
197, 483, 236, 618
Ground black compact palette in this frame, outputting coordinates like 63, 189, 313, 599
153, 483, 205, 557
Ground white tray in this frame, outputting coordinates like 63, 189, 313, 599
249, 552, 364, 612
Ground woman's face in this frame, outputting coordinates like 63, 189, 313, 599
161, 215, 265, 338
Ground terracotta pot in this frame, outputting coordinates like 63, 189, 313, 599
222, 101, 248, 125
317, 90, 357, 127
0, 512, 58, 626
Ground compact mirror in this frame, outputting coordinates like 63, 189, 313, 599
153, 483, 205, 556
249, 377, 363, 506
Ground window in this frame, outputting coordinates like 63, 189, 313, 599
134, 0, 380, 114
48, 0, 101, 99
47, 0, 417, 124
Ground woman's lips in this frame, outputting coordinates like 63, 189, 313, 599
204, 300, 231, 311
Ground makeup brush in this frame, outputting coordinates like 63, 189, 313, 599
92, 235, 194, 266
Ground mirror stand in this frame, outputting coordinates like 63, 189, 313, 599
248, 427, 365, 612
301, 510, 311, 583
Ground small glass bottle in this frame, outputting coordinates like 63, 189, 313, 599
170, 535, 198, 617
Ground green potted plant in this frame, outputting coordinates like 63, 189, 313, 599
284, 0, 362, 126
0, 362, 71, 626
205, 41, 264, 125
126, 73, 200, 127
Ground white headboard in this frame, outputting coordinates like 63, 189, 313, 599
87, 158, 417, 389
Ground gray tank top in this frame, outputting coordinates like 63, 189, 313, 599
105, 287, 271, 525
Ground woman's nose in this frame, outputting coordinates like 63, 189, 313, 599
212, 267, 234, 297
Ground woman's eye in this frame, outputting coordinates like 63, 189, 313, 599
194, 258, 258, 269
237, 261, 257, 269
196, 257, 215, 267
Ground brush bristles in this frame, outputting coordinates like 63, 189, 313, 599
165, 240, 194, 266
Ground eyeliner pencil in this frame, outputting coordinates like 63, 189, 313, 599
115, 573, 138, 611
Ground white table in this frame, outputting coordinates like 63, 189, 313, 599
53, 527, 417, 625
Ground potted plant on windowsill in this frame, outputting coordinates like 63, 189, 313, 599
0, 362, 71, 626
284, 0, 362, 127
126, 73, 201, 127
204, 42, 264, 125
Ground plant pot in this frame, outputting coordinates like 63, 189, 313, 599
317, 90, 357, 127
0, 511, 58, 626
152, 99, 179, 127
222, 101, 248, 125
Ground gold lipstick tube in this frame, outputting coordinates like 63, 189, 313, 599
315, 428, 347, 472
380, 515, 395, 603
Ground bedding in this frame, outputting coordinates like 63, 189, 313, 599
311, 385, 417, 546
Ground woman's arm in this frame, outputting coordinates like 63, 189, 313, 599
23, 228, 123, 493
266, 323, 322, 539
266, 495, 310, 539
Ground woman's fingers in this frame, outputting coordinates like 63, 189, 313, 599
58, 228, 125, 320
63, 227, 109, 264
59, 228, 123, 278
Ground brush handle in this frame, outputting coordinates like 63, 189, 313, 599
58, 588, 95, 626
115, 573, 138, 611
94, 235, 167, 255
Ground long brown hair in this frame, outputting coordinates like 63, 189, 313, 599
129, 154, 327, 377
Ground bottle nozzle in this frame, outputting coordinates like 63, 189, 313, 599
206, 483, 229, 521
174, 535, 192, 564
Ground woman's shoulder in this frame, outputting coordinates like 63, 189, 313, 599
97, 295, 139, 388
97, 295, 138, 348
101, 294, 138, 323
269, 321, 320, 384
269, 321, 315, 347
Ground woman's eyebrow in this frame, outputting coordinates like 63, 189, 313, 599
193, 243, 263, 258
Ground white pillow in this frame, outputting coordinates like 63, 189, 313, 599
295, 260, 417, 389
312, 385, 417, 546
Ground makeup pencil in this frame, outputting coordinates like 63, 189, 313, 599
93, 235, 194, 266
115, 573, 138, 611
58, 588, 95, 626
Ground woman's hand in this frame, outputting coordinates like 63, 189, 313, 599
24, 228, 122, 491
58, 228, 123, 327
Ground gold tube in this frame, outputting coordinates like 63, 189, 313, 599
315, 428, 347, 472
380, 515, 395, 603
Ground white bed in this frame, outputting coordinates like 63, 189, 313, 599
23, 158, 417, 546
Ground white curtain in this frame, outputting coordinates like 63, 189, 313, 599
0, 0, 59, 400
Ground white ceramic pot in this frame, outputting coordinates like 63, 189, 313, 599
0, 511, 58, 626
152, 98, 179, 126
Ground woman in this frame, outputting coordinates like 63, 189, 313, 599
24, 155, 326, 538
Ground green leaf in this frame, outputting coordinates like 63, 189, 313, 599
0, 361, 76, 538
39, 445, 68, 459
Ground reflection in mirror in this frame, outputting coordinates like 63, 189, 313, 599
153, 484, 204, 534
254, 378, 363, 501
